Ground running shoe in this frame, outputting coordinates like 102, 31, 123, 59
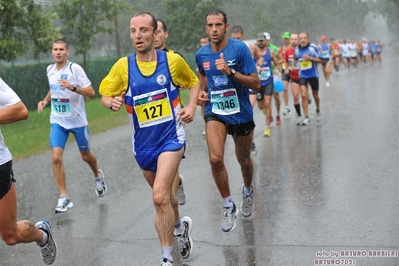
302, 117, 311, 126
276, 115, 281, 125
270, 116, 274, 123
316, 111, 321, 122
36, 220, 57, 265
263, 127, 270, 137
221, 202, 239, 232
161, 258, 173, 266
240, 184, 254, 217
250, 142, 258, 157
326, 82, 330, 87
177, 216, 193, 259
95, 169, 107, 197
283, 108, 291, 116
54, 197, 73, 213
177, 175, 186, 205
308, 97, 312, 105
296, 116, 303, 126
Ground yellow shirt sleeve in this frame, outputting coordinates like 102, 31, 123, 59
99, 57, 128, 97
99, 53, 198, 97
166, 52, 199, 89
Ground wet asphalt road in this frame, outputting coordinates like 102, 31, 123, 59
1, 48, 398, 266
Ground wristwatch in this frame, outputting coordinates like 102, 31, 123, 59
72, 86, 77, 92
228, 68, 236, 77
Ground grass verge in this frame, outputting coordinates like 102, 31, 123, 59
2, 98, 129, 161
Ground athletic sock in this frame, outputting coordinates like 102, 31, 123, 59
38, 229, 48, 246
294, 104, 301, 116
162, 246, 173, 262
174, 220, 184, 236
243, 186, 252, 196
223, 196, 233, 208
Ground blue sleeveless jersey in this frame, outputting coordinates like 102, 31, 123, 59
320, 43, 330, 58
196, 38, 257, 124
258, 48, 273, 86
124, 50, 185, 155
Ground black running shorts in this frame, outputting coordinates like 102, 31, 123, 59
204, 114, 255, 137
0, 161, 15, 200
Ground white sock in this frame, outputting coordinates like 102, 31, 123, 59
243, 186, 252, 196
223, 196, 233, 208
38, 229, 48, 246
174, 220, 184, 236
162, 246, 173, 262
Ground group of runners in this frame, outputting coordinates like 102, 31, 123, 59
0, 7, 385, 266
316, 37, 383, 86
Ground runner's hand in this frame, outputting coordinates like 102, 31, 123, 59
215, 53, 229, 75
37, 100, 47, 113
179, 105, 196, 124
197, 91, 209, 106
111, 92, 125, 111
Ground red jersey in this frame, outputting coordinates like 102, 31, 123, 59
284, 47, 299, 80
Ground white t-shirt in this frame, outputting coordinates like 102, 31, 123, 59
341, 43, 350, 58
47, 61, 91, 129
0, 77, 21, 164
348, 43, 357, 57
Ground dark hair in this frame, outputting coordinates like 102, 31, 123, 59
133, 12, 158, 32
230, 25, 244, 34
157, 19, 167, 32
200, 35, 210, 40
205, 9, 227, 24
53, 38, 69, 49
299, 31, 308, 38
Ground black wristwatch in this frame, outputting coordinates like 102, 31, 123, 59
228, 68, 236, 77
72, 86, 77, 92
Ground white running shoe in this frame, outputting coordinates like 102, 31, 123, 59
296, 116, 303, 126
95, 169, 107, 197
54, 197, 73, 213
176, 175, 186, 205
316, 111, 321, 122
36, 220, 57, 265
221, 202, 239, 232
240, 184, 254, 217
302, 117, 311, 126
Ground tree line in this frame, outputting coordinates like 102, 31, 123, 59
1, 0, 398, 70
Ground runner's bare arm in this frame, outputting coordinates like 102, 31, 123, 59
37, 90, 51, 113
1, 100, 28, 124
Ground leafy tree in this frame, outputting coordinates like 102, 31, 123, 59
0, 0, 60, 61
164, 0, 223, 53
53, 0, 116, 71
369, 0, 399, 39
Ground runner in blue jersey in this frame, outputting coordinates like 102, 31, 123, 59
376, 40, 383, 63
99, 12, 200, 265
196, 9, 260, 232
369, 40, 378, 63
318, 35, 332, 87
292, 32, 323, 125
256, 32, 281, 137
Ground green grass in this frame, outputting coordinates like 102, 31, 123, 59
2, 98, 129, 160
